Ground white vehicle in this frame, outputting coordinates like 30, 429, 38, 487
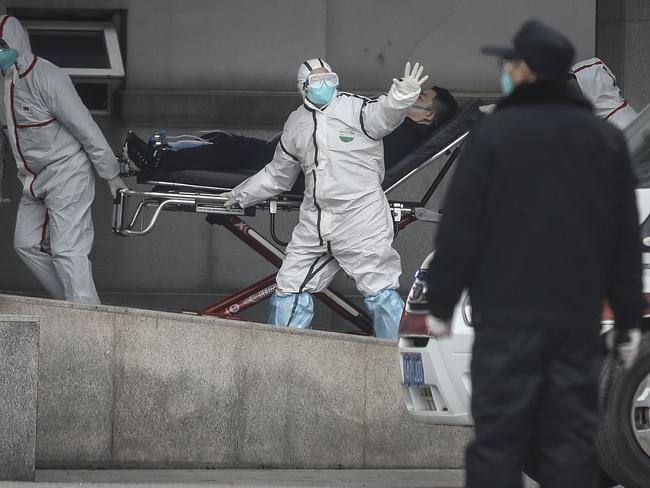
398, 105, 650, 488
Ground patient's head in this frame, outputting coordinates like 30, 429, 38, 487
407, 86, 458, 127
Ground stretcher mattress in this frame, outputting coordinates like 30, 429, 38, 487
137, 99, 485, 194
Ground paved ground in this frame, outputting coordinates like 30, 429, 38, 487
0, 469, 540, 488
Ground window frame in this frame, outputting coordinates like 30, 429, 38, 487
21, 20, 125, 78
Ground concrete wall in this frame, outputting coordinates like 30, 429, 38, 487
0, 315, 38, 480
0, 294, 472, 469
596, 0, 650, 110
0, 0, 595, 93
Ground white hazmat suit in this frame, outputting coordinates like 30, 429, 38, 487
572, 57, 638, 129
0, 15, 123, 304
231, 59, 425, 337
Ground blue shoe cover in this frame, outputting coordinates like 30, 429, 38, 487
268, 292, 314, 329
364, 289, 404, 338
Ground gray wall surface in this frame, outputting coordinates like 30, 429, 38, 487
597, 0, 650, 111
0, 315, 38, 481
0, 294, 472, 469
0, 0, 596, 93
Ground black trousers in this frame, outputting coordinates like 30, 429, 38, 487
465, 325, 604, 488
159, 132, 277, 172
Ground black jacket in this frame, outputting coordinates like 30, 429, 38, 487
426, 81, 644, 330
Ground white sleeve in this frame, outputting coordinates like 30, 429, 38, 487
359, 84, 419, 140
41, 66, 120, 180
232, 136, 302, 208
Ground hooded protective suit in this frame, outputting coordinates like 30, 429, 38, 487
572, 57, 638, 129
232, 58, 420, 337
0, 15, 120, 304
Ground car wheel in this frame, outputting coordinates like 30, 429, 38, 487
596, 332, 650, 488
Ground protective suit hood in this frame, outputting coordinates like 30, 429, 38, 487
297, 58, 337, 110
0, 15, 31, 57
0, 15, 32, 76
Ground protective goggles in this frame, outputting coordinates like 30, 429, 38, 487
306, 72, 339, 89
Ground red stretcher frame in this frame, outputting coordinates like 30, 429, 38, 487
192, 213, 417, 335
113, 132, 466, 335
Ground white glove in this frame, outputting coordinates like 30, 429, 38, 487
107, 175, 128, 199
425, 313, 452, 338
392, 62, 429, 98
607, 328, 642, 369
222, 191, 238, 208
479, 103, 497, 114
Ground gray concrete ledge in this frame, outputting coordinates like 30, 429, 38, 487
0, 315, 39, 481
0, 294, 471, 470
0, 469, 541, 488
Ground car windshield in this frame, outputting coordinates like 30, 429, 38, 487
626, 104, 650, 187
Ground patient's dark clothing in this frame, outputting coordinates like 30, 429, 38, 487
159, 133, 276, 172
157, 119, 435, 172
383, 118, 437, 167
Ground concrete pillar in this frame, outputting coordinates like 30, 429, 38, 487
597, 0, 650, 109
622, 0, 650, 109
0, 316, 39, 481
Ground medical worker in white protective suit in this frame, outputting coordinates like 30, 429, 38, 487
223, 58, 428, 337
0, 15, 126, 304
572, 57, 638, 129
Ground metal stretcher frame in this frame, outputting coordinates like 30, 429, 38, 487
112, 130, 469, 334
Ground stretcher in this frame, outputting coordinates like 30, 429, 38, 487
112, 99, 485, 334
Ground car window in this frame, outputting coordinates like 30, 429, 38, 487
626, 104, 650, 187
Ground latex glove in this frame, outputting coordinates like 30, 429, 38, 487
425, 313, 452, 338
607, 328, 642, 368
107, 175, 128, 199
392, 62, 429, 98
222, 191, 238, 208
479, 103, 497, 114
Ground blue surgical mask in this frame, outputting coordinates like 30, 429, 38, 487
0, 48, 17, 72
307, 83, 336, 106
500, 68, 514, 96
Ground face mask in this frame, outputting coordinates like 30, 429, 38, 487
500, 68, 514, 96
307, 83, 336, 106
0, 48, 17, 72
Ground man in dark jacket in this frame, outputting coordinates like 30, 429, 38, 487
424, 20, 643, 488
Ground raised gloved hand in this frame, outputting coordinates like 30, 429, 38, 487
425, 313, 452, 338
607, 328, 642, 368
392, 62, 429, 98
107, 175, 128, 199
222, 191, 238, 208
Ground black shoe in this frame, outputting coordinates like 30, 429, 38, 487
124, 131, 158, 170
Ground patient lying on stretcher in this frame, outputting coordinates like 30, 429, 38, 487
122, 86, 458, 173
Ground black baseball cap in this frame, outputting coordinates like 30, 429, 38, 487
482, 19, 576, 80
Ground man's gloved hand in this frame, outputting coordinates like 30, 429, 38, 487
607, 328, 642, 368
425, 313, 452, 338
107, 175, 128, 199
222, 191, 238, 208
392, 62, 429, 98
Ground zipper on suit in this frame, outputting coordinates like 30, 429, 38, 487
311, 110, 323, 246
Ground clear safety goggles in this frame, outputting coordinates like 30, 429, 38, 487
307, 72, 339, 89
